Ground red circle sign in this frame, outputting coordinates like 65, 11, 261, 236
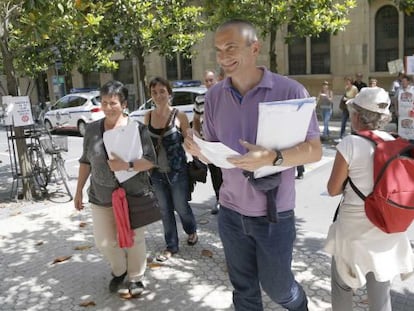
21, 115, 29, 122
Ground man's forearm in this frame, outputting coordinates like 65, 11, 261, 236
277, 138, 322, 167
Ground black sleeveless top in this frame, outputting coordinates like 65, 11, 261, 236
148, 109, 187, 174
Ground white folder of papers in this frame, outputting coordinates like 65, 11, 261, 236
254, 97, 316, 178
194, 97, 316, 178
103, 122, 143, 183
193, 135, 240, 169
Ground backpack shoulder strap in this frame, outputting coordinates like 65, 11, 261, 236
354, 130, 384, 145
348, 178, 367, 201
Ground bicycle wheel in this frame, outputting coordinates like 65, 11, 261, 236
55, 155, 72, 200
27, 145, 48, 189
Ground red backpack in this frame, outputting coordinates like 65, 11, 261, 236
348, 130, 414, 233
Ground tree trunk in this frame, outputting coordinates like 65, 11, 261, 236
2, 47, 34, 200
133, 43, 148, 109
269, 29, 278, 73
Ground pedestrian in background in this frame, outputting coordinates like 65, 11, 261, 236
144, 77, 198, 262
325, 87, 414, 310
353, 72, 367, 91
74, 80, 156, 296
389, 71, 404, 97
296, 165, 305, 180
369, 78, 378, 88
317, 80, 334, 139
185, 19, 322, 311
338, 76, 358, 141
193, 69, 223, 214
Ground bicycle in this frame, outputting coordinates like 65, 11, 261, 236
26, 127, 72, 200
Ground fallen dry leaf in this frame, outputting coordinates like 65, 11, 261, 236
119, 292, 133, 299
79, 300, 96, 307
148, 262, 163, 269
52, 255, 72, 264
74, 245, 93, 251
35, 241, 44, 246
201, 249, 213, 258
79, 222, 87, 228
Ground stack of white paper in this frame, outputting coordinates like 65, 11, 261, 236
194, 97, 316, 179
254, 97, 316, 177
103, 122, 143, 183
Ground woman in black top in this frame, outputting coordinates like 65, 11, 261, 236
144, 77, 198, 262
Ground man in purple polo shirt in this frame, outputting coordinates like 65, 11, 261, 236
185, 19, 321, 311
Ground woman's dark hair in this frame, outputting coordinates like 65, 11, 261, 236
149, 77, 172, 95
100, 80, 128, 103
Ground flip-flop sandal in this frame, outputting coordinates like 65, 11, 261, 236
187, 233, 198, 246
156, 249, 175, 262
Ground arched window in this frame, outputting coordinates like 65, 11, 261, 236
404, 13, 414, 57
375, 5, 399, 71
83, 72, 100, 89
166, 53, 193, 80
311, 31, 330, 74
288, 25, 306, 75
113, 59, 134, 84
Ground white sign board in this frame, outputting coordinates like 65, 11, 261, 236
397, 88, 414, 140
406, 56, 414, 75
387, 59, 404, 75
3, 96, 34, 127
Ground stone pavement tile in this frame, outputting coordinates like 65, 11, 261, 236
0, 202, 413, 310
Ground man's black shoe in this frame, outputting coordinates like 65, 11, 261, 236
295, 174, 304, 180
109, 271, 127, 293
211, 202, 220, 215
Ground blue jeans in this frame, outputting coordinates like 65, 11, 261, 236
339, 110, 349, 138
321, 108, 332, 137
218, 207, 308, 311
151, 170, 197, 253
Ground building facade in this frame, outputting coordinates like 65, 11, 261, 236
45, 0, 413, 113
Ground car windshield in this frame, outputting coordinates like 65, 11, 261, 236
91, 96, 101, 105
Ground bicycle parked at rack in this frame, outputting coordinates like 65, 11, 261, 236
26, 127, 72, 200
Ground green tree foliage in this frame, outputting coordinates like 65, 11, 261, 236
98, 0, 205, 101
204, 0, 357, 72
0, 0, 111, 200
392, 0, 414, 15
12, 0, 114, 77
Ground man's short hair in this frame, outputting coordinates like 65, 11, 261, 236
216, 19, 258, 45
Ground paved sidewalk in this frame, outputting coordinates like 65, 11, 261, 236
0, 121, 413, 310
0, 197, 413, 311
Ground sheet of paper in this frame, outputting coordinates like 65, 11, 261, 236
193, 135, 240, 169
103, 122, 143, 183
254, 98, 316, 178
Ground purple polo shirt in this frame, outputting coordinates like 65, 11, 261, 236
202, 67, 320, 217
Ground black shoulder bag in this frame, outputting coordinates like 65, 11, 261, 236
102, 120, 161, 229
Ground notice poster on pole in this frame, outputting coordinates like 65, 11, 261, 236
11, 96, 34, 127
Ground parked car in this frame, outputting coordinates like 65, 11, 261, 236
129, 86, 207, 123
43, 91, 104, 136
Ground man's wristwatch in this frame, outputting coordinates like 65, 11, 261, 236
127, 161, 134, 172
272, 150, 284, 166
